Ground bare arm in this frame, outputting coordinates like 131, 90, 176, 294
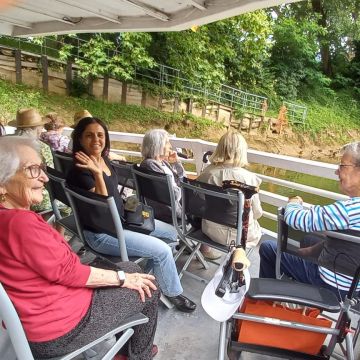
74, 151, 108, 196
86, 267, 157, 302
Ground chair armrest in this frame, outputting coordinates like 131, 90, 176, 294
56, 313, 149, 360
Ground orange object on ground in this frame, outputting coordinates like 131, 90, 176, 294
238, 299, 332, 355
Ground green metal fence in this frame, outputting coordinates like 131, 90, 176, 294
0, 34, 268, 115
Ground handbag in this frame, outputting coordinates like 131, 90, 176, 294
123, 196, 155, 235
237, 299, 332, 355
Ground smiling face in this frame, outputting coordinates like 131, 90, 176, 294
79, 123, 106, 157
0, 145, 48, 209
335, 152, 360, 197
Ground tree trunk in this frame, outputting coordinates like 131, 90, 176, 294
311, 0, 332, 76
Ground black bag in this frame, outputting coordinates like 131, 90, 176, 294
123, 197, 155, 235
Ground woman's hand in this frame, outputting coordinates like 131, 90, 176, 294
288, 195, 303, 205
75, 151, 102, 175
123, 273, 157, 302
167, 150, 179, 164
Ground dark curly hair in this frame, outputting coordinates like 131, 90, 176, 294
71, 117, 110, 158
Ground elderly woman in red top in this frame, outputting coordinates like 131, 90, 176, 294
0, 136, 159, 360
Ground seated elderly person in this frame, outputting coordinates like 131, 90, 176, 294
140, 129, 185, 223
197, 130, 263, 259
66, 117, 196, 312
8, 108, 54, 214
259, 141, 360, 300
0, 136, 159, 360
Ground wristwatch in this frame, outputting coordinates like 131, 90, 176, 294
117, 270, 126, 287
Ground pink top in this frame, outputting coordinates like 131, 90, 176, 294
40, 131, 70, 152
0, 206, 92, 341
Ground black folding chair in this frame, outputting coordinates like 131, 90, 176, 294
45, 167, 78, 240
224, 207, 360, 360
111, 160, 136, 196
131, 166, 208, 269
178, 178, 245, 280
53, 150, 73, 176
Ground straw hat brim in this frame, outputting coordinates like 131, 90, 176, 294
8, 118, 50, 128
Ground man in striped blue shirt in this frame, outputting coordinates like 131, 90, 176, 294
259, 141, 360, 299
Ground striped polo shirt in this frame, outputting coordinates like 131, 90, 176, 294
284, 199, 360, 291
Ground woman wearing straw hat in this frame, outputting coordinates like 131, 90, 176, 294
8, 108, 54, 213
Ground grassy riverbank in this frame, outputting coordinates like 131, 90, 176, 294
0, 79, 359, 159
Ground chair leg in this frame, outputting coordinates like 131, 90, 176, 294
101, 329, 134, 360
178, 243, 203, 280
160, 294, 174, 309
218, 321, 227, 360
344, 331, 355, 360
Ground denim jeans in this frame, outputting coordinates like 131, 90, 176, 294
259, 240, 347, 300
84, 220, 183, 297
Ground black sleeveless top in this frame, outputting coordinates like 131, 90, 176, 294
66, 157, 124, 217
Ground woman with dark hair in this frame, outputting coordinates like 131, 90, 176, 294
0, 123, 5, 136
67, 117, 196, 313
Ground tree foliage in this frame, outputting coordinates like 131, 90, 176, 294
51, 0, 360, 105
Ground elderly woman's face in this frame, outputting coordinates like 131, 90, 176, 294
1, 146, 48, 209
163, 138, 172, 158
335, 153, 360, 197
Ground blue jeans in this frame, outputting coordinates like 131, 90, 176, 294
259, 240, 347, 300
84, 220, 183, 297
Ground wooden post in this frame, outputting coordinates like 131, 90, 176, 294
173, 95, 179, 113
121, 82, 127, 104
216, 104, 221, 121
141, 89, 147, 107
187, 98, 193, 114
41, 55, 48, 92
15, 49, 22, 84
157, 93, 163, 110
88, 75, 93, 96
65, 60, 72, 95
103, 75, 109, 101
201, 104, 206, 117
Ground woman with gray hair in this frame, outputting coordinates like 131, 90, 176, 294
140, 129, 185, 223
9, 108, 54, 213
259, 141, 360, 299
0, 136, 159, 359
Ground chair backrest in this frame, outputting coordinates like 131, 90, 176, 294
46, 167, 71, 208
64, 186, 129, 261
277, 207, 360, 299
181, 178, 244, 246
53, 151, 73, 176
0, 283, 34, 360
111, 161, 136, 194
131, 165, 179, 226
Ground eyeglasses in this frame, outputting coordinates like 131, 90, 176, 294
338, 164, 357, 170
23, 163, 46, 179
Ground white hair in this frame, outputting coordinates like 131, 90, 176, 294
341, 141, 360, 166
14, 127, 38, 138
141, 129, 169, 159
0, 136, 39, 185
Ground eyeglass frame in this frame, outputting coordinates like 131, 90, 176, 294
22, 163, 47, 179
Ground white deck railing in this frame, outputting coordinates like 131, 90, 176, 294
62, 127, 345, 236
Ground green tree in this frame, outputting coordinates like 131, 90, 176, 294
59, 33, 155, 80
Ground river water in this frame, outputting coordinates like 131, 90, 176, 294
250, 164, 340, 232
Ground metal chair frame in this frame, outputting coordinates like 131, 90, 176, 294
131, 166, 209, 275
222, 207, 360, 360
0, 282, 148, 360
